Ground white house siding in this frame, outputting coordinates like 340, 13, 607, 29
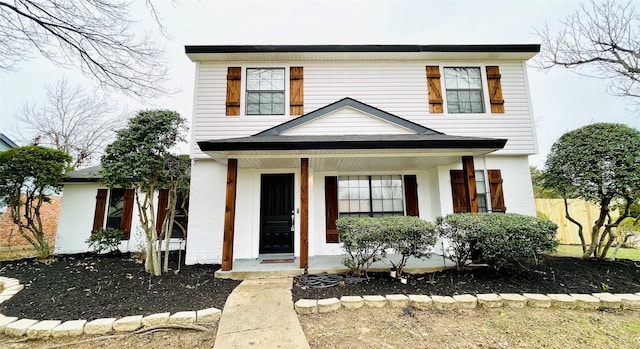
191, 61, 537, 158
281, 107, 415, 136
55, 183, 146, 255
184, 159, 227, 265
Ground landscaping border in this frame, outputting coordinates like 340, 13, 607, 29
0, 277, 221, 338
294, 292, 640, 314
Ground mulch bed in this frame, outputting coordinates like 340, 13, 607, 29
292, 255, 640, 301
0, 251, 241, 322
1, 253, 639, 322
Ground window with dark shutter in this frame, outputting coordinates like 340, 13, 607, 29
426, 66, 443, 113
92, 189, 108, 232
488, 169, 506, 212
324, 176, 339, 243
486, 66, 505, 113
226, 67, 241, 116
450, 170, 470, 213
403, 175, 419, 217
290, 67, 304, 115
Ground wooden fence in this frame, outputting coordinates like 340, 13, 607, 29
535, 198, 612, 245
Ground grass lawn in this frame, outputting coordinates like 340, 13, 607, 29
553, 244, 640, 261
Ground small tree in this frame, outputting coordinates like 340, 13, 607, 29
543, 123, 640, 259
0, 146, 71, 259
158, 154, 190, 273
383, 216, 437, 279
336, 217, 387, 276
100, 110, 187, 275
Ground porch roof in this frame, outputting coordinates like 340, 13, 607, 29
198, 133, 507, 152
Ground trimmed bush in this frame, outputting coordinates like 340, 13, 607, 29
86, 227, 123, 254
437, 213, 558, 269
337, 217, 387, 276
383, 216, 437, 278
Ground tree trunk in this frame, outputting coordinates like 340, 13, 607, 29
582, 198, 610, 259
563, 198, 586, 253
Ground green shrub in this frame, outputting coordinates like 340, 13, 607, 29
336, 217, 387, 276
86, 227, 123, 254
382, 216, 437, 278
437, 213, 558, 269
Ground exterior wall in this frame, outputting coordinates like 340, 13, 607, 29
0, 196, 61, 250
184, 159, 227, 264
191, 61, 536, 157
54, 183, 174, 255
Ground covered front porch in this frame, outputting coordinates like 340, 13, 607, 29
214, 253, 456, 280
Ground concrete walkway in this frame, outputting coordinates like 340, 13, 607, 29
213, 278, 311, 349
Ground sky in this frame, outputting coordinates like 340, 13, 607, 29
1, 0, 638, 168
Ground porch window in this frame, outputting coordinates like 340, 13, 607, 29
337, 175, 404, 217
246, 68, 285, 115
475, 170, 489, 213
444, 67, 485, 113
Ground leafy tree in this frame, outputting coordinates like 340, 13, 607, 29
536, 0, 640, 109
530, 166, 560, 198
157, 153, 190, 273
17, 78, 128, 169
0, 146, 70, 258
382, 216, 436, 279
0, 0, 169, 98
542, 123, 640, 259
100, 110, 187, 275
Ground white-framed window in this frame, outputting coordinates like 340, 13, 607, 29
444, 67, 485, 113
338, 175, 404, 217
246, 68, 285, 115
475, 170, 490, 213
106, 188, 125, 230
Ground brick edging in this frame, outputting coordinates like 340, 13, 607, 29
0, 277, 221, 338
294, 292, 640, 314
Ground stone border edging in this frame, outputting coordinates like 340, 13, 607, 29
0, 277, 222, 338
294, 292, 640, 314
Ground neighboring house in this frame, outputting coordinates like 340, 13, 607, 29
0, 133, 60, 250
183, 44, 540, 271
54, 165, 187, 254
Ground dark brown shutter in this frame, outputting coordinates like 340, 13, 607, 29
426, 66, 443, 113
486, 66, 505, 113
92, 189, 108, 232
403, 175, 419, 217
119, 189, 135, 240
488, 169, 506, 212
450, 170, 470, 213
156, 189, 169, 237
290, 67, 304, 116
226, 67, 241, 116
324, 176, 339, 243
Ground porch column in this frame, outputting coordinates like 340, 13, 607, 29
300, 158, 309, 268
221, 158, 238, 271
462, 156, 479, 213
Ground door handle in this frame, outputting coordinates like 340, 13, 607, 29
290, 211, 295, 231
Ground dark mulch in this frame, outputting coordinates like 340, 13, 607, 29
292, 255, 640, 301
0, 251, 241, 321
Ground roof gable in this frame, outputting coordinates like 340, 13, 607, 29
256, 98, 441, 137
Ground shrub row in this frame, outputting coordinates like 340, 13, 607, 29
337, 213, 558, 275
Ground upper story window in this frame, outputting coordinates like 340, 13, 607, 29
246, 68, 285, 115
443, 67, 485, 113
338, 175, 404, 217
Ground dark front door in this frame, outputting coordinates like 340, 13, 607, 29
260, 174, 295, 254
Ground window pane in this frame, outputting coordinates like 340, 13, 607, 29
444, 67, 484, 114
246, 68, 285, 115
337, 175, 404, 215
106, 188, 125, 230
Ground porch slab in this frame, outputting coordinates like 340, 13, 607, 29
215, 254, 455, 280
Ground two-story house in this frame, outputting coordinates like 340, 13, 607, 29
183, 44, 540, 272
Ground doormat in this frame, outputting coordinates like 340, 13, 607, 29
260, 258, 295, 264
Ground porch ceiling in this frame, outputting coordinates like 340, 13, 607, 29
206, 148, 496, 171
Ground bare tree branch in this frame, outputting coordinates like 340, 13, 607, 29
17, 78, 129, 169
0, 0, 173, 98
535, 0, 640, 109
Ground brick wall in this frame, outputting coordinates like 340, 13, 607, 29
0, 196, 61, 250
